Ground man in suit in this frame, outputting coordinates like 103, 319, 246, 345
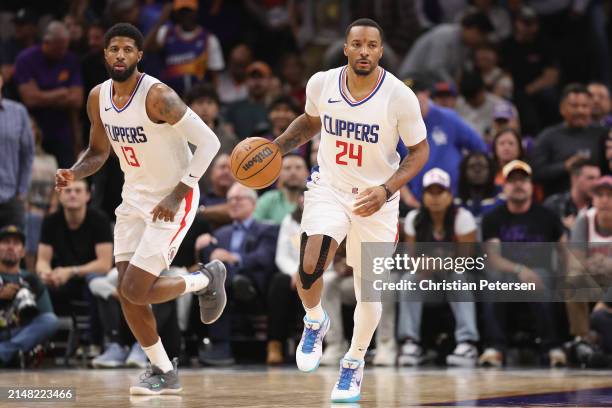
196, 182, 278, 365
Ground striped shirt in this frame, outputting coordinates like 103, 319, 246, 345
0, 98, 34, 202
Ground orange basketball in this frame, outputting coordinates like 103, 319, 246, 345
230, 137, 282, 189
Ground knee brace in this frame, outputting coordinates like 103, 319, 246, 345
299, 233, 332, 290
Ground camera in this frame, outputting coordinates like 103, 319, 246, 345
11, 281, 39, 325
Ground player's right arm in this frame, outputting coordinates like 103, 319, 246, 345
55, 85, 110, 191
273, 113, 321, 155
273, 71, 323, 155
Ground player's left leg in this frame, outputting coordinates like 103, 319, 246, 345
330, 199, 399, 403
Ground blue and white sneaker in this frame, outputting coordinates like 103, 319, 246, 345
331, 357, 365, 403
296, 312, 330, 372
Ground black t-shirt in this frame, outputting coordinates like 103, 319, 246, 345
40, 208, 112, 268
500, 35, 558, 90
482, 203, 564, 268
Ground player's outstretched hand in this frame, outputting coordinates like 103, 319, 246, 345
151, 193, 182, 223
55, 169, 75, 192
353, 186, 387, 217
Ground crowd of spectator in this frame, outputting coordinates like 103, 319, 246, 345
0, 0, 611, 370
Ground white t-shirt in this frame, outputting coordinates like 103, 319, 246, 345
305, 66, 426, 191
404, 207, 477, 237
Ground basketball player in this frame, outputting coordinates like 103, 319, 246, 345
272, 19, 429, 402
54, 23, 226, 395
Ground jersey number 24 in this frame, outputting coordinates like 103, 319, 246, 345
335, 140, 362, 167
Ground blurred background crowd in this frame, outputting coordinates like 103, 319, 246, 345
0, 0, 611, 371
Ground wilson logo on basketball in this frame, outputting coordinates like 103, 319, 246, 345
241, 147, 274, 171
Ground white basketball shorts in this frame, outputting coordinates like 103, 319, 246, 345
300, 174, 399, 280
113, 187, 200, 276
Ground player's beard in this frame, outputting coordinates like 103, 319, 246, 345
105, 61, 138, 82
352, 59, 375, 76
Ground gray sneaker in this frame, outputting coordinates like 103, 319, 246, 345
129, 358, 182, 395
92, 342, 128, 368
125, 343, 148, 368
195, 260, 227, 324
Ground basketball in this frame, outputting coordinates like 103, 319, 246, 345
230, 137, 282, 189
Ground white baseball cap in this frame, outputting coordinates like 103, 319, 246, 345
422, 168, 451, 190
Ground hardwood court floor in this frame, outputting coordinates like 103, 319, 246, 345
1, 366, 611, 407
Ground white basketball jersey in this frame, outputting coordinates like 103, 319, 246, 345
99, 74, 193, 198
305, 66, 426, 192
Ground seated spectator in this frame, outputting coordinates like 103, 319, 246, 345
398, 168, 480, 367
185, 83, 239, 155
197, 183, 278, 365
587, 82, 612, 128
544, 158, 601, 234
455, 152, 504, 226
36, 180, 113, 348
487, 103, 521, 145
15, 21, 83, 168
567, 176, 612, 365
500, 7, 560, 135
225, 61, 273, 139
473, 44, 513, 100
216, 44, 253, 105
492, 128, 524, 187
0, 225, 59, 367
399, 12, 493, 82
254, 154, 309, 224
431, 81, 458, 109
198, 153, 234, 229
455, 71, 515, 138
532, 84, 608, 197
405, 75, 487, 200
25, 117, 57, 271
0, 73, 34, 229
265, 95, 309, 161
145, 0, 225, 96
480, 160, 567, 367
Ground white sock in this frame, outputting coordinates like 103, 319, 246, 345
346, 301, 382, 361
142, 338, 174, 373
303, 301, 325, 322
182, 271, 209, 294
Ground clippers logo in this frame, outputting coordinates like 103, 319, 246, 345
242, 146, 274, 171
168, 246, 177, 262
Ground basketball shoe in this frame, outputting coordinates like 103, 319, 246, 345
296, 312, 330, 372
195, 260, 227, 324
331, 357, 364, 403
129, 358, 182, 395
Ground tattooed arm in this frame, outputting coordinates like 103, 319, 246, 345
56, 85, 110, 191
384, 139, 429, 193
273, 113, 321, 155
353, 140, 429, 217
146, 83, 188, 125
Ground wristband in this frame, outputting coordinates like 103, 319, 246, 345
380, 184, 393, 200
